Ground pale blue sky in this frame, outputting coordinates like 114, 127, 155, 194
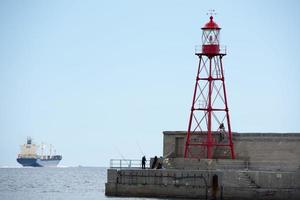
0, 0, 299, 167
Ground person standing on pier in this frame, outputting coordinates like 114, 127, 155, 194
142, 156, 146, 169
151, 156, 158, 169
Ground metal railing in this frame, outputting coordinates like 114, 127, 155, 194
110, 159, 150, 169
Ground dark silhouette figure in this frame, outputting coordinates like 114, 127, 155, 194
157, 162, 162, 169
212, 174, 219, 200
219, 123, 225, 141
142, 156, 146, 169
219, 123, 225, 131
151, 156, 158, 169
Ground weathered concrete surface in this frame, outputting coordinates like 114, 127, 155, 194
164, 132, 300, 163
105, 132, 300, 199
163, 158, 300, 171
105, 168, 300, 200
106, 184, 208, 199
106, 169, 222, 199
223, 187, 300, 200
163, 158, 247, 170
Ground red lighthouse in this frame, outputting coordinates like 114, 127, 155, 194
184, 15, 235, 159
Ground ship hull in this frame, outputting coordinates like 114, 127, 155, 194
16, 157, 61, 167
36, 158, 61, 167
17, 158, 41, 167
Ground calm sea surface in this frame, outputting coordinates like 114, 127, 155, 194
0, 167, 169, 200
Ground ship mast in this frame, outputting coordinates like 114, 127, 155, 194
41, 142, 44, 158
49, 144, 52, 157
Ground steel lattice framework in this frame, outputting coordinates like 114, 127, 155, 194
184, 16, 235, 159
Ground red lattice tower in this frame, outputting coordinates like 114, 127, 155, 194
184, 15, 235, 159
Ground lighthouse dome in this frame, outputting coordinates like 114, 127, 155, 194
202, 16, 220, 30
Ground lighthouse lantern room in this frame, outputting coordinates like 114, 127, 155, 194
202, 16, 221, 54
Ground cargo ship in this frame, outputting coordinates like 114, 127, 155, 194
16, 137, 62, 167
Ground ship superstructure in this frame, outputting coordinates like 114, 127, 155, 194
17, 137, 62, 167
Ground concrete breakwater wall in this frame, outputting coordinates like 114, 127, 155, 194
105, 168, 300, 200
106, 132, 300, 199
106, 169, 222, 199
163, 158, 300, 171
223, 169, 300, 199
163, 132, 300, 162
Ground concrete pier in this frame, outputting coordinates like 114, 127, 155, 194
106, 168, 221, 199
105, 167, 300, 199
105, 132, 300, 199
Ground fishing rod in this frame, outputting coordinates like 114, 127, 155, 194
136, 140, 145, 156
113, 145, 131, 167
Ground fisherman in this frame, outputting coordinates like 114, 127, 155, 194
219, 123, 225, 131
151, 156, 158, 169
142, 156, 146, 169
218, 123, 225, 141
156, 162, 162, 169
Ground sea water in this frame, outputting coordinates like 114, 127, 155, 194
0, 167, 168, 200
